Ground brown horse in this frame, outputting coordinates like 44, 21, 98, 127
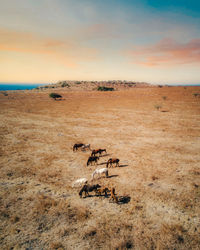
87, 156, 99, 166
110, 188, 118, 203
106, 158, 120, 168
79, 184, 101, 198
91, 149, 107, 157
73, 143, 84, 151
95, 186, 110, 197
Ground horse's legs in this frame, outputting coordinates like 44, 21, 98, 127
85, 190, 88, 197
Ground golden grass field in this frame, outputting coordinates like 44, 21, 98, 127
0, 86, 200, 249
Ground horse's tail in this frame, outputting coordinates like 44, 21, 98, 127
106, 169, 108, 177
73, 145, 75, 151
87, 159, 90, 166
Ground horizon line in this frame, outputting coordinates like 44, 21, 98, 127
0, 81, 200, 86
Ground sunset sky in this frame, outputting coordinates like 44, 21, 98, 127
0, 0, 200, 84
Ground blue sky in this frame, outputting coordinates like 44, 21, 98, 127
0, 0, 199, 84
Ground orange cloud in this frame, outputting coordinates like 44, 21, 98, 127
126, 38, 200, 66
0, 28, 97, 68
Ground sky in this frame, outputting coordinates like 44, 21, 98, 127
0, 0, 200, 84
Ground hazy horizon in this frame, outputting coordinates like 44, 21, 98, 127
0, 0, 200, 84
1, 81, 200, 87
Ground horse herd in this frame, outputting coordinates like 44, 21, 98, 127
72, 143, 120, 203
73, 143, 120, 168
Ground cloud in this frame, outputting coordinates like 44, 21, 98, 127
126, 38, 200, 66
0, 28, 98, 68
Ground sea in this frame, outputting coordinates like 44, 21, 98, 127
0, 83, 46, 91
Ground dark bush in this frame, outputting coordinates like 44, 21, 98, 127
75, 81, 81, 84
2, 91, 8, 96
193, 93, 200, 98
97, 86, 115, 91
49, 93, 62, 100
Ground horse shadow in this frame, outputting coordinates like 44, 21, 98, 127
119, 164, 128, 168
97, 162, 107, 166
118, 196, 131, 204
107, 174, 118, 179
99, 154, 111, 158
82, 194, 96, 198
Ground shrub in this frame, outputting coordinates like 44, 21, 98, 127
49, 93, 62, 100
75, 81, 81, 84
193, 93, 200, 98
97, 86, 115, 91
162, 96, 167, 100
2, 91, 8, 96
154, 105, 162, 110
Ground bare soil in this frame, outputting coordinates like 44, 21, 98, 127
0, 86, 200, 249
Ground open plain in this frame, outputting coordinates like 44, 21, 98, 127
0, 86, 200, 249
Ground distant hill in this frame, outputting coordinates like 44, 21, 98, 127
35, 80, 153, 91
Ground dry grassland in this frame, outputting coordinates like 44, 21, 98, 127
0, 86, 200, 249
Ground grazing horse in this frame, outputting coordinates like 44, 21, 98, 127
95, 186, 110, 197
73, 143, 84, 151
106, 158, 120, 168
79, 184, 101, 198
92, 168, 108, 179
72, 178, 88, 187
87, 156, 99, 166
110, 188, 118, 203
81, 144, 91, 151
91, 149, 107, 156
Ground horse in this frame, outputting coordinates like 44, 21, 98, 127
73, 143, 84, 151
106, 158, 120, 168
72, 178, 88, 187
81, 144, 91, 151
91, 149, 107, 156
87, 156, 99, 166
110, 187, 118, 203
95, 186, 110, 197
79, 184, 101, 198
92, 168, 108, 179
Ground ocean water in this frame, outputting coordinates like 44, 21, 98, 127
0, 83, 46, 91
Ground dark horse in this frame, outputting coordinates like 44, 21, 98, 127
73, 143, 84, 151
79, 184, 101, 198
106, 158, 120, 168
91, 149, 107, 157
87, 156, 99, 166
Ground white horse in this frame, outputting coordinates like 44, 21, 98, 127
72, 178, 88, 187
92, 168, 108, 179
81, 144, 91, 151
